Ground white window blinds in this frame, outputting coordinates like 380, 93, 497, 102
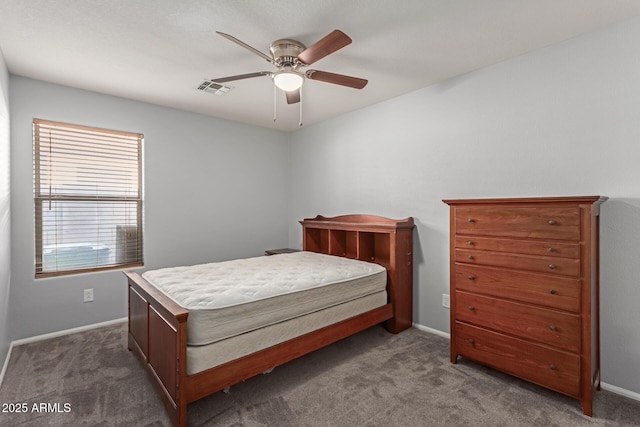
33, 119, 143, 277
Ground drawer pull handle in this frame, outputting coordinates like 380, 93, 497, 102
468, 275, 475, 281
549, 247, 556, 253
468, 218, 475, 223
468, 255, 474, 260
550, 289, 557, 295
549, 264, 556, 270
549, 325, 557, 331
548, 220, 556, 225
467, 240, 474, 245
468, 306, 475, 311
468, 339, 475, 345
550, 364, 557, 371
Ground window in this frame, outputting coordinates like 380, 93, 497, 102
33, 119, 143, 277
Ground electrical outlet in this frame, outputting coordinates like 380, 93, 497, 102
83, 288, 94, 303
442, 293, 450, 309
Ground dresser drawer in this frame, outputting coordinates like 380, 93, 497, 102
456, 249, 580, 277
455, 291, 580, 352
455, 264, 580, 312
455, 322, 580, 397
455, 236, 579, 259
455, 206, 580, 240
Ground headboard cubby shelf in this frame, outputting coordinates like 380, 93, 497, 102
300, 214, 414, 333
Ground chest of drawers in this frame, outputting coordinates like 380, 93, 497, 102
443, 196, 607, 416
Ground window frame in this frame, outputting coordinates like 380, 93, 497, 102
33, 119, 144, 278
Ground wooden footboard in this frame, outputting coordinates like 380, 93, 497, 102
127, 272, 188, 427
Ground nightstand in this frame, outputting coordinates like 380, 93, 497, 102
264, 248, 300, 256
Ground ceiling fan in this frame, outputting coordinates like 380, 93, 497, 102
208, 29, 368, 113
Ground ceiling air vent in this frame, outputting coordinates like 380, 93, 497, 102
197, 80, 232, 96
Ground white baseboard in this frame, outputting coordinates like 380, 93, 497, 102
0, 341, 14, 390
412, 322, 640, 403
10, 317, 127, 347
0, 317, 127, 388
601, 382, 640, 402
413, 322, 451, 339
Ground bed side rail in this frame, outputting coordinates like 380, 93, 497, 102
185, 303, 393, 403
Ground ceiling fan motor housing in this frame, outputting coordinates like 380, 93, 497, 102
270, 39, 306, 67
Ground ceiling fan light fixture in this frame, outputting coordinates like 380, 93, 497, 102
273, 70, 304, 92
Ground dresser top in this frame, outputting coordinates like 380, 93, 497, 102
443, 196, 608, 206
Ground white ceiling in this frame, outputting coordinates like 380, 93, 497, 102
1, 1, 640, 132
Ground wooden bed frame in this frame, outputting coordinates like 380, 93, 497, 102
126, 214, 414, 427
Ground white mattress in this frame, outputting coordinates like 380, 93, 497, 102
186, 291, 388, 375
142, 251, 387, 345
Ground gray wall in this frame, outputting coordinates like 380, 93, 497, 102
9, 76, 290, 339
0, 49, 10, 370
288, 17, 640, 394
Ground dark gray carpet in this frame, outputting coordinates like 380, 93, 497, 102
1, 322, 639, 426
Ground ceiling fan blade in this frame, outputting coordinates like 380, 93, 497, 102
216, 31, 276, 65
285, 89, 301, 104
211, 71, 272, 83
306, 70, 368, 89
297, 30, 352, 65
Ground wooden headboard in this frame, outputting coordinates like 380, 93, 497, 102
300, 214, 415, 333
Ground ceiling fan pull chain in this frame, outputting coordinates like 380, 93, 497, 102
273, 83, 277, 123
299, 87, 303, 127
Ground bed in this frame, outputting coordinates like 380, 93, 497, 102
126, 214, 414, 427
